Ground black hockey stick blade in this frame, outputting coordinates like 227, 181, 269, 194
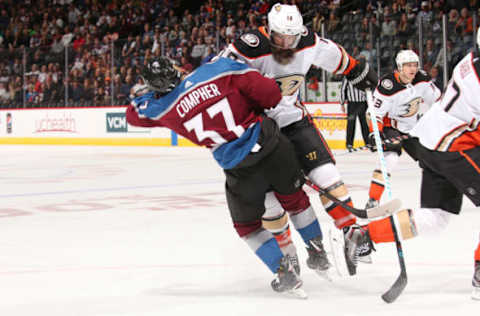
381, 269, 407, 303
381, 216, 408, 303
305, 179, 402, 219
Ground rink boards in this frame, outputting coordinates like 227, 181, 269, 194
0, 103, 366, 149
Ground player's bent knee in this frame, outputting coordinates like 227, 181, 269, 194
233, 220, 262, 237
308, 163, 341, 188
263, 191, 284, 218
319, 181, 348, 205
262, 211, 288, 231
274, 189, 310, 215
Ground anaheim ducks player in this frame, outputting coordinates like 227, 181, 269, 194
220, 3, 378, 277
365, 50, 441, 209
357, 31, 480, 299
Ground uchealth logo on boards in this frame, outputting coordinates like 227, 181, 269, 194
106, 112, 128, 132
34, 112, 77, 133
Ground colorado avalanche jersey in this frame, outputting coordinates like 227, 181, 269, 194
126, 57, 282, 168
224, 26, 355, 128
372, 70, 441, 134
411, 52, 480, 152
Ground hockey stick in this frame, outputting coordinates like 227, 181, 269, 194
366, 89, 407, 303
304, 179, 401, 219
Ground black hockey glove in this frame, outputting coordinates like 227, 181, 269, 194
368, 132, 402, 152
346, 58, 378, 91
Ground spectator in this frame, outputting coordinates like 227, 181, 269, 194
70, 80, 84, 104
326, 12, 340, 34
429, 65, 444, 90
0, 82, 9, 102
456, 7, 474, 43
359, 42, 376, 68
381, 15, 397, 38
424, 38, 439, 66
82, 78, 94, 103
434, 39, 454, 74
180, 56, 193, 74
397, 13, 414, 44
191, 37, 206, 67
447, 9, 460, 41
201, 46, 216, 65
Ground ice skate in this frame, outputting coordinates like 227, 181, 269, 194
357, 229, 375, 264
343, 225, 366, 276
365, 197, 379, 209
289, 252, 301, 276
306, 236, 332, 281
271, 255, 307, 299
472, 261, 480, 300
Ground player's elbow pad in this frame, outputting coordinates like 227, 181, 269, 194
346, 58, 378, 91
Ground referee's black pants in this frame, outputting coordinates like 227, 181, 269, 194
346, 101, 369, 147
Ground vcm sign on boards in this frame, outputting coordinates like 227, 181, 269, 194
106, 112, 127, 132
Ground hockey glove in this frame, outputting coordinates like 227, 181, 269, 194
346, 58, 378, 91
131, 91, 156, 118
368, 132, 402, 152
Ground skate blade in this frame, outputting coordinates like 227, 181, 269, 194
313, 267, 333, 282
327, 226, 349, 277
472, 287, 480, 300
286, 287, 308, 299
358, 255, 373, 264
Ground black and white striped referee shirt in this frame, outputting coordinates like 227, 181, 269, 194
340, 77, 366, 104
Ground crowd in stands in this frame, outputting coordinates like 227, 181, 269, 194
0, 0, 478, 108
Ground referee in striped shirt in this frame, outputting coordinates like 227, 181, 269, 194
340, 76, 370, 151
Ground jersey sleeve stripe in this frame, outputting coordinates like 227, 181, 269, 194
434, 122, 470, 151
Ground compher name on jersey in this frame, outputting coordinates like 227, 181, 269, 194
177, 83, 221, 117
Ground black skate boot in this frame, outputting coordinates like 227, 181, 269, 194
356, 228, 375, 264
271, 255, 307, 299
306, 236, 331, 275
472, 261, 480, 300
343, 225, 368, 276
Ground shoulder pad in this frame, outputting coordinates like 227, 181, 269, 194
296, 27, 316, 50
412, 69, 431, 84
232, 30, 271, 58
377, 73, 404, 96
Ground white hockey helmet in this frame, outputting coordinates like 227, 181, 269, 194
396, 50, 419, 71
267, 3, 304, 49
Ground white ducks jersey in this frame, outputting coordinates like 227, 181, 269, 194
223, 26, 355, 128
411, 52, 480, 152
372, 70, 441, 134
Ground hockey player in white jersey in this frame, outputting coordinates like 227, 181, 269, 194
365, 50, 441, 209
351, 31, 480, 299
220, 3, 378, 277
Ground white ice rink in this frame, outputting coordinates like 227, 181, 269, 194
0, 145, 478, 316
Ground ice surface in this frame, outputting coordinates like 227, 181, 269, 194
0, 145, 477, 315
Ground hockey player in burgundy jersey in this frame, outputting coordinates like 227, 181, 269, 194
126, 56, 315, 298
365, 50, 441, 209
220, 3, 378, 276
353, 31, 480, 299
